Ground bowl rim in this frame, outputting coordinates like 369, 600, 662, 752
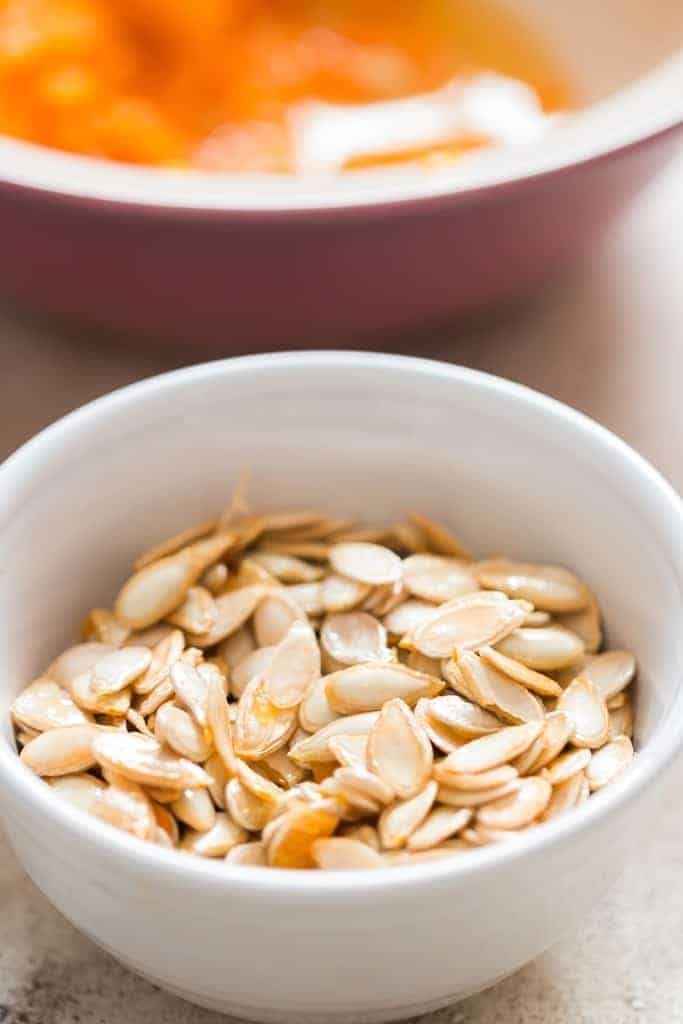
0, 350, 682, 895
0, 51, 681, 214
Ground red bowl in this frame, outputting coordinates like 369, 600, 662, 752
0, 49, 681, 346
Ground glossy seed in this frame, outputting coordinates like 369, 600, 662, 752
320, 611, 391, 668
233, 677, 298, 760
439, 721, 543, 775
495, 626, 585, 671
19, 720, 100, 774
311, 837, 384, 869
383, 600, 437, 638
402, 554, 479, 605
92, 732, 210, 789
321, 574, 371, 613
541, 771, 586, 821
231, 646, 275, 699
265, 621, 321, 709
425, 694, 501, 739
433, 763, 518, 791
527, 712, 574, 772
289, 712, 379, 765
406, 807, 472, 850
48, 772, 105, 813
134, 629, 185, 695
115, 533, 236, 629
206, 675, 239, 777
249, 551, 324, 583
557, 677, 609, 748
226, 777, 271, 831
607, 698, 634, 741
410, 592, 528, 659
414, 700, 463, 754
578, 651, 636, 702
69, 671, 131, 715
188, 585, 267, 647
544, 747, 592, 785
253, 590, 306, 647
298, 675, 340, 733
155, 703, 212, 762
91, 773, 156, 840
478, 645, 562, 698
477, 776, 552, 829
454, 650, 544, 724
91, 646, 152, 694
557, 592, 603, 653
329, 543, 402, 587
378, 780, 438, 849
475, 559, 589, 612
46, 643, 116, 688
326, 663, 443, 715
407, 513, 471, 558
267, 801, 339, 868
133, 519, 218, 571
328, 733, 368, 770
171, 787, 217, 832
367, 699, 432, 799
226, 841, 268, 866
168, 586, 218, 634
11, 679, 92, 733
437, 779, 521, 808
180, 813, 248, 857
585, 736, 634, 791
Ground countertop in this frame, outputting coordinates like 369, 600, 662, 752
0, 153, 682, 1024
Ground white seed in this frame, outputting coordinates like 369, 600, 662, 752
414, 700, 463, 754
495, 626, 585, 671
378, 780, 438, 849
253, 590, 306, 647
11, 679, 92, 732
267, 801, 340, 868
70, 670, 131, 715
406, 807, 472, 850
48, 773, 105, 813
134, 629, 184, 695
92, 732, 210, 789
170, 660, 209, 727
585, 736, 634, 791
311, 837, 384, 869
334, 766, 394, 806
155, 703, 212, 762
115, 533, 236, 629
235, 759, 283, 804
249, 551, 323, 583
544, 747, 592, 786
383, 599, 437, 637
425, 694, 501, 740
329, 542, 402, 587
217, 625, 256, 672
91, 773, 156, 840
133, 518, 218, 571
577, 651, 636, 702
402, 554, 479, 604
233, 677, 298, 760
261, 747, 305, 788
557, 677, 609, 749
171, 787, 216, 832
410, 592, 528, 659
454, 650, 544, 724
204, 752, 228, 807
437, 779, 521, 808
189, 585, 267, 647
433, 763, 518, 791
231, 646, 275, 699
299, 675, 340, 733
439, 721, 543, 775
226, 777, 271, 831
91, 646, 152, 695
478, 645, 562, 698
527, 711, 574, 772
608, 698, 634, 741
475, 559, 589, 612
265, 621, 321, 709
201, 562, 229, 595
477, 776, 552, 829
541, 771, 586, 820
226, 841, 268, 866
82, 608, 130, 647
367, 699, 433, 799
557, 593, 603, 653
206, 674, 239, 776
289, 712, 379, 765
326, 663, 443, 715
126, 708, 154, 737
321, 574, 371, 613
46, 643, 116, 688
320, 612, 391, 668
524, 610, 551, 627
168, 586, 218, 634
180, 812, 248, 857
286, 582, 325, 616
136, 678, 174, 717
328, 734, 368, 770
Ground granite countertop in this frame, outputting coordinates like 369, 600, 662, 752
0, 154, 681, 1024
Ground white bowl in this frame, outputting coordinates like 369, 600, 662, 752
0, 352, 681, 1023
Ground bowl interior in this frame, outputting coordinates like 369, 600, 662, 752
1, 354, 681, 776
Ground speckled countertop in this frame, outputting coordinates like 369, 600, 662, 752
0, 154, 681, 1024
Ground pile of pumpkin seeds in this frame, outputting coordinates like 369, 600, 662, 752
13, 480, 635, 869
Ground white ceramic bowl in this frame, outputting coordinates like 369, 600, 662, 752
0, 352, 681, 1023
